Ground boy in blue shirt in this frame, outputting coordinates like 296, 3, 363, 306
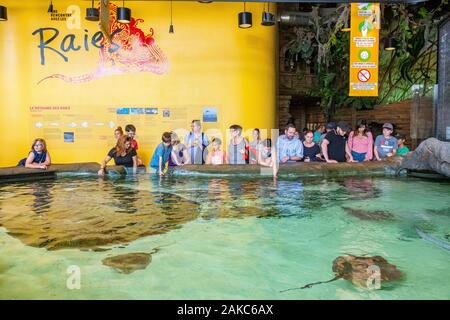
150, 132, 173, 176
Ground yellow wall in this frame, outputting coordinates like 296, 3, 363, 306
0, 1, 277, 167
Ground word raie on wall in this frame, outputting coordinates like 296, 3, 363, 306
32, 2, 169, 84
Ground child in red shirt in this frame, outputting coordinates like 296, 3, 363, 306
125, 124, 142, 165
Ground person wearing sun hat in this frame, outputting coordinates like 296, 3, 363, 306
374, 123, 398, 161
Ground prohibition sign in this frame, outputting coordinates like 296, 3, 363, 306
357, 69, 371, 82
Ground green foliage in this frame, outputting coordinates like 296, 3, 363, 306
286, 1, 446, 117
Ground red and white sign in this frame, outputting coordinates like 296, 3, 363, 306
357, 69, 371, 82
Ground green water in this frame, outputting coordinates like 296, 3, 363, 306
0, 174, 449, 299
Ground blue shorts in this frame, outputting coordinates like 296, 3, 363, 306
351, 151, 366, 162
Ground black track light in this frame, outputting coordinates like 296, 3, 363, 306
261, 3, 275, 26
86, 0, 99, 21
238, 2, 252, 29
117, 0, 131, 24
0, 5, 7, 21
384, 37, 396, 51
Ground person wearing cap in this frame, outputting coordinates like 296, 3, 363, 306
347, 119, 374, 162
321, 121, 351, 163
374, 123, 398, 161
277, 123, 303, 163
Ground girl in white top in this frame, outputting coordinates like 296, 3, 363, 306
206, 138, 227, 165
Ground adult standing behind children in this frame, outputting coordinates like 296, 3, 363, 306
185, 120, 209, 164
374, 123, 398, 161
322, 121, 351, 163
277, 124, 303, 163
228, 125, 249, 165
347, 119, 373, 162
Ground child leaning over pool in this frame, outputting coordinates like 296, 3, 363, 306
206, 137, 227, 165
18, 138, 51, 169
257, 139, 278, 177
150, 132, 173, 176
396, 134, 410, 157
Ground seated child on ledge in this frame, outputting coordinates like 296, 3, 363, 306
18, 138, 51, 169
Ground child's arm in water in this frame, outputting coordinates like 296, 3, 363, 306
98, 155, 112, 176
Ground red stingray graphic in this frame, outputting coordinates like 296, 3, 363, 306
38, 3, 169, 84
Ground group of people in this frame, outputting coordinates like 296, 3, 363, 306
18, 119, 410, 177
279, 120, 409, 164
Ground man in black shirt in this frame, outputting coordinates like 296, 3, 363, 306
322, 121, 351, 163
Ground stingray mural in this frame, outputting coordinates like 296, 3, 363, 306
38, 3, 169, 84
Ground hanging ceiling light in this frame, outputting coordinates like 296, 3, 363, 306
261, 2, 275, 26
169, 0, 174, 33
0, 5, 7, 21
117, 0, 131, 24
238, 1, 252, 29
85, 0, 99, 21
384, 37, 397, 51
47, 0, 54, 13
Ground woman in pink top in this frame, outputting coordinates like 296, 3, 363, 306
206, 138, 227, 165
347, 120, 373, 162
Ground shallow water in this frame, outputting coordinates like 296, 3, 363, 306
0, 174, 449, 299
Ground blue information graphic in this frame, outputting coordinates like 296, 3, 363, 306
116, 108, 130, 115
64, 132, 74, 143
203, 107, 218, 122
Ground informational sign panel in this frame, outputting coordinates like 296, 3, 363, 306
349, 3, 380, 97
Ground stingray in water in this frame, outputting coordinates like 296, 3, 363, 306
415, 226, 450, 251
280, 255, 403, 292
342, 207, 394, 221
